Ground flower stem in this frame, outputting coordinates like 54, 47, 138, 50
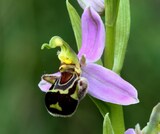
104, 0, 119, 69
104, 25, 115, 69
104, 0, 125, 134
108, 104, 125, 134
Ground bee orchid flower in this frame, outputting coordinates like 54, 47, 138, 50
38, 7, 138, 117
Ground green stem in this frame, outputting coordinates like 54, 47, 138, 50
104, 0, 119, 69
104, 0, 125, 134
108, 104, 125, 134
104, 25, 115, 69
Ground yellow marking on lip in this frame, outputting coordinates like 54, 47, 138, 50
70, 87, 78, 100
50, 89, 69, 94
50, 102, 62, 111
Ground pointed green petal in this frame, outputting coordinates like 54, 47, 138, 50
41, 36, 81, 74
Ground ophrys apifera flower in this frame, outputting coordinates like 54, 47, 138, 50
38, 7, 138, 117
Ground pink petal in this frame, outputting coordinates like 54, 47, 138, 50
82, 63, 139, 105
38, 72, 60, 92
78, 7, 105, 63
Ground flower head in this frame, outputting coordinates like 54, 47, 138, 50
38, 7, 139, 117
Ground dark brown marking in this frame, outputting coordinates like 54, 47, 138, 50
60, 72, 73, 84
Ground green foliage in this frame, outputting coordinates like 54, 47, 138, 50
103, 113, 114, 134
113, 0, 131, 74
66, 0, 82, 50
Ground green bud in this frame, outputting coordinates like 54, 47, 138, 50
142, 103, 160, 134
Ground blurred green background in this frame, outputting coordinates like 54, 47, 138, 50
0, 0, 160, 134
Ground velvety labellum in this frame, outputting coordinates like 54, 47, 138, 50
45, 71, 87, 117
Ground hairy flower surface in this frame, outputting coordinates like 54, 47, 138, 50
39, 7, 139, 109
